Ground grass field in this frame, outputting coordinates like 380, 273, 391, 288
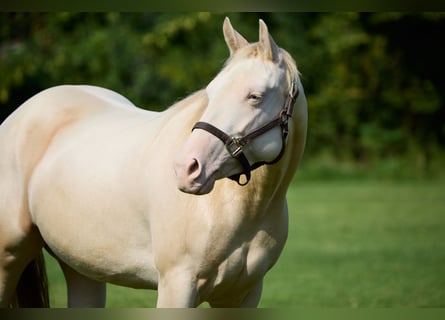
43, 179, 445, 307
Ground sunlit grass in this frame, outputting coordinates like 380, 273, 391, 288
44, 180, 445, 307
260, 180, 445, 307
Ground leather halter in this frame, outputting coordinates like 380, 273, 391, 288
192, 82, 299, 186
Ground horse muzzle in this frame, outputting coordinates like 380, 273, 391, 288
174, 156, 217, 195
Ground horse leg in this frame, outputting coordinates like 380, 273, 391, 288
58, 259, 106, 307
0, 228, 46, 307
208, 280, 263, 308
238, 279, 263, 307
156, 269, 198, 307
0, 254, 25, 307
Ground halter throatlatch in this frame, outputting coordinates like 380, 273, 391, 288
192, 82, 299, 186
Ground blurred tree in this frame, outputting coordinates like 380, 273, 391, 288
1, 13, 444, 176
287, 13, 445, 171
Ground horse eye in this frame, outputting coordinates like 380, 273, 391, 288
247, 93, 262, 104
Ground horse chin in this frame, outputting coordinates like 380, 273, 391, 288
177, 177, 216, 195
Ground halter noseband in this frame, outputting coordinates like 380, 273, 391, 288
192, 82, 299, 186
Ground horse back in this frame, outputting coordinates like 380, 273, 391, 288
0, 85, 139, 185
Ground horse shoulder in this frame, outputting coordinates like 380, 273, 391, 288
180, 185, 288, 305
249, 198, 288, 270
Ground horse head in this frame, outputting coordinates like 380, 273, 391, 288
175, 17, 300, 195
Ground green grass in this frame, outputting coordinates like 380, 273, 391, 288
44, 180, 445, 307
261, 180, 445, 307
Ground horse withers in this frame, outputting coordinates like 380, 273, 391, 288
0, 17, 307, 307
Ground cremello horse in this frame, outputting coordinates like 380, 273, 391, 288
0, 17, 307, 308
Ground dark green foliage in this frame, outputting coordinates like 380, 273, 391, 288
1, 13, 444, 178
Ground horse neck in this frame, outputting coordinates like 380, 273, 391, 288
163, 90, 208, 130
208, 164, 288, 225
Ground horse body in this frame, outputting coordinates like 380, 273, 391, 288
0, 18, 307, 307
27, 85, 161, 288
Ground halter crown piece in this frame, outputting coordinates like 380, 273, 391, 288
192, 81, 299, 186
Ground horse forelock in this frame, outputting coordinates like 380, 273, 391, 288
223, 43, 300, 95
170, 43, 299, 118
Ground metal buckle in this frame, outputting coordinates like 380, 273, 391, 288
226, 137, 244, 158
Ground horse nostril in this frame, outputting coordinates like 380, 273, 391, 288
187, 158, 201, 178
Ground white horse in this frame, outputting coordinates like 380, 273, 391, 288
0, 17, 307, 308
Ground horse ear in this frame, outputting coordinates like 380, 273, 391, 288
259, 19, 280, 62
223, 17, 249, 55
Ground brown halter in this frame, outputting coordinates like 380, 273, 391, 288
192, 82, 299, 186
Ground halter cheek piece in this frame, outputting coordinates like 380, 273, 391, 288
192, 82, 299, 186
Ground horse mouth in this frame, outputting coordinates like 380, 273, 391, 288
177, 177, 216, 195
174, 152, 221, 195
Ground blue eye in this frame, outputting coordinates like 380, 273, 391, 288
248, 93, 262, 104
